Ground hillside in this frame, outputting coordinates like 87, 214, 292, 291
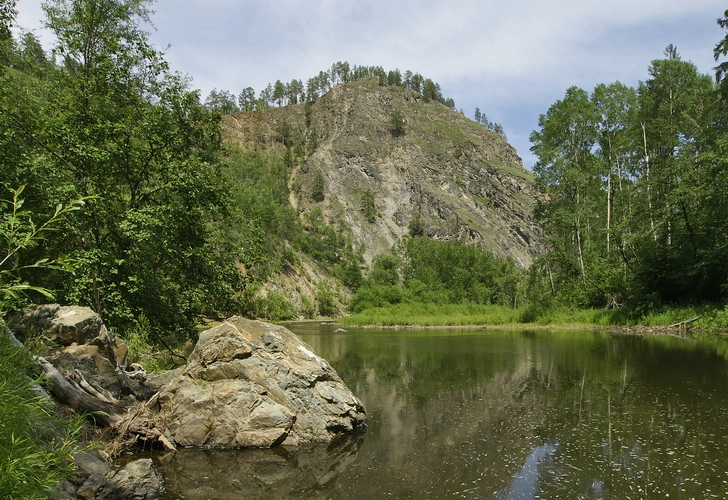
223, 78, 544, 270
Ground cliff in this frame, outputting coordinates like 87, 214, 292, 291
223, 78, 544, 270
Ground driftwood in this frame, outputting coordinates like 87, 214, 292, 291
71, 368, 118, 404
38, 353, 174, 450
3, 324, 174, 451
36, 354, 126, 427
669, 316, 700, 330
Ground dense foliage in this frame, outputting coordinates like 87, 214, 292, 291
223, 148, 362, 319
0, 0, 247, 338
529, 38, 728, 312
0, 183, 85, 499
2, 0, 368, 333
0, 333, 84, 499
350, 236, 522, 313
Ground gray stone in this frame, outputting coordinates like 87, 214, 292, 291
48, 480, 76, 500
14, 304, 147, 399
155, 317, 366, 448
75, 472, 105, 500
222, 82, 545, 270
48, 344, 123, 395
15, 305, 127, 362
96, 458, 164, 500
73, 449, 109, 480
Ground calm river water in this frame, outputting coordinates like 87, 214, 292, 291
154, 324, 728, 499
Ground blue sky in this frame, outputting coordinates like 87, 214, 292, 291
14, 0, 726, 168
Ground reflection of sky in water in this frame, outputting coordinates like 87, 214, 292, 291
493, 443, 556, 500
154, 327, 728, 499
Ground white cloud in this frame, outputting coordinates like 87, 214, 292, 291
13, 0, 727, 166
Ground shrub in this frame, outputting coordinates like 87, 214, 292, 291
316, 280, 338, 317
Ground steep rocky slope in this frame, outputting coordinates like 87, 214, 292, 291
223, 78, 544, 269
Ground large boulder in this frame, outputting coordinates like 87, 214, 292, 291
154, 317, 366, 448
14, 304, 114, 349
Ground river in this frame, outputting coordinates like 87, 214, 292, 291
153, 324, 728, 499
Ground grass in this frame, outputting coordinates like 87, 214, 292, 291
0, 331, 85, 499
339, 301, 728, 330
340, 303, 521, 327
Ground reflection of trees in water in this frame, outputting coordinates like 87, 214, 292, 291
522, 336, 728, 499
156, 434, 364, 500
339, 340, 552, 497
196, 327, 728, 499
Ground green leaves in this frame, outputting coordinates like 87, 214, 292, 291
0, 333, 84, 499
530, 43, 725, 310
0, 1, 243, 338
390, 108, 406, 137
350, 237, 524, 313
0, 186, 90, 311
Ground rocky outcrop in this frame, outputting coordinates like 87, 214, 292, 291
12, 306, 365, 452
223, 78, 545, 269
154, 316, 366, 448
13, 304, 146, 402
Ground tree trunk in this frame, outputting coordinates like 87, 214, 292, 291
642, 122, 657, 242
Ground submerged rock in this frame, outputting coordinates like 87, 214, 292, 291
154, 317, 366, 448
96, 459, 164, 500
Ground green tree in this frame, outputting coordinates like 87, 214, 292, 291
387, 69, 402, 86
529, 44, 722, 310
632, 47, 718, 302
238, 86, 256, 111
714, 9, 728, 84
316, 280, 337, 316
390, 108, 406, 137
408, 212, 424, 237
359, 189, 376, 222
311, 171, 325, 202
0, 0, 16, 65
0, 187, 86, 499
530, 86, 601, 303
591, 81, 637, 257
205, 88, 239, 114
260, 83, 273, 107
287, 78, 303, 105
273, 79, 286, 106
0, 0, 244, 338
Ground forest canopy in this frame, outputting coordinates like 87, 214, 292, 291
529, 40, 728, 311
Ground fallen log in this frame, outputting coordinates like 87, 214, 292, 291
668, 316, 700, 329
36, 354, 126, 427
4, 323, 171, 450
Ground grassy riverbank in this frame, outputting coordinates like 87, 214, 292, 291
338, 302, 728, 330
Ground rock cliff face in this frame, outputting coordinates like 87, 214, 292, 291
223, 78, 545, 268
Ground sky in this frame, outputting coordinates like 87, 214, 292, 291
13, 0, 727, 168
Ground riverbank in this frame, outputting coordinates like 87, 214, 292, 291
336, 302, 728, 335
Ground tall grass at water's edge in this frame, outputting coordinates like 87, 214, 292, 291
338, 302, 728, 330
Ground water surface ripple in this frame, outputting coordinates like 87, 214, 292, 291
154, 325, 728, 499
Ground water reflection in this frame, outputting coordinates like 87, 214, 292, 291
494, 443, 556, 500
152, 326, 728, 499
157, 434, 363, 499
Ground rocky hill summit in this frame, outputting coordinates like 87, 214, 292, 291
223, 78, 544, 269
